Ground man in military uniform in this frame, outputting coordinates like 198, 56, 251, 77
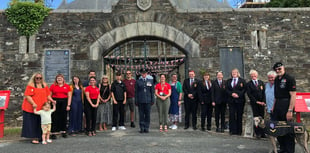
272, 62, 296, 153
135, 69, 154, 133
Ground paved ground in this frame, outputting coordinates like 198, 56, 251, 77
0, 105, 308, 153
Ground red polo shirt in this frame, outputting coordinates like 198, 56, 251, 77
85, 86, 100, 99
155, 82, 171, 95
123, 79, 136, 98
50, 83, 71, 98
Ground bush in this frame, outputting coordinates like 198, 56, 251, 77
5, 1, 50, 37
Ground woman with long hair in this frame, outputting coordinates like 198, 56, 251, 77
68, 76, 84, 135
21, 72, 56, 144
50, 74, 72, 139
97, 75, 112, 131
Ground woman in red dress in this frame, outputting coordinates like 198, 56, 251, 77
21, 72, 56, 144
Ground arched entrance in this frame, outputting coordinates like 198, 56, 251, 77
102, 37, 186, 82
89, 22, 200, 80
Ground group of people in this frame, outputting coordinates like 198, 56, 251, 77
21, 62, 297, 153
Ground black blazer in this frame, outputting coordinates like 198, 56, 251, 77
246, 80, 266, 105
211, 79, 227, 104
182, 78, 200, 101
226, 77, 246, 103
198, 80, 213, 104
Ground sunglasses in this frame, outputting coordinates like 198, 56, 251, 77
275, 68, 282, 71
126, 73, 131, 74
35, 77, 42, 80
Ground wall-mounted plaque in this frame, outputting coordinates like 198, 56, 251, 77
44, 50, 70, 83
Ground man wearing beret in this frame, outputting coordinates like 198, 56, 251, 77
272, 62, 296, 153
135, 69, 155, 133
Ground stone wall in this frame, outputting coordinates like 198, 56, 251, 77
0, 0, 309, 126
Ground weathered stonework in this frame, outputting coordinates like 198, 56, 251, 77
0, 0, 310, 126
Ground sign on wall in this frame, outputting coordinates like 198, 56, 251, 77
0, 90, 11, 110
44, 50, 70, 83
220, 48, 244, 79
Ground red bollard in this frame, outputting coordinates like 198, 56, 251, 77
0, 110, 4, 138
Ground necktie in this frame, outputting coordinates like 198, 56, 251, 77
190, 79, 194, 86
255, 80, 258, 87
233, 78, 237, 88
207, 81, 211, 90
219, 80, 222, 87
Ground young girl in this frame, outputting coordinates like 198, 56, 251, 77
34, 102, 56, 144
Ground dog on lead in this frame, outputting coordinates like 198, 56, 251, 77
253, 116, 309, 153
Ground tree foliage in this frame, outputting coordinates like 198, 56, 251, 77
5, 0, 50, 36
265, 0, 310, 7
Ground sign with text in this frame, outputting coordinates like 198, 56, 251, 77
295, 92, 310, 112
44, 50, 70, 83
0, 90, 11, 110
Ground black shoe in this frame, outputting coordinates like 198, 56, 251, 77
184, 126, 189, 130
62, 133, 67, 138
201, 128, 206, 131
261, 134, 267, 138
144, 129, 149, 133
131, 122, 135, 128
216, 128, 220, 132
193, 127, 197, 130
220, 128, 225, 133
50, 134, 57, 139
207, 127, 211, 131
139, 129, 144, 133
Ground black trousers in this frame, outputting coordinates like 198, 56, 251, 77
112, 101, 125, 127
250, 102, 265, 137
228, 102, 244, 135
214, 103, 226, 129
184, 98, 198, 128
273, 98, 295, 153
138, 103, 151, 131
201, 103, 213, 129
84, 99, 98, 132
51, 98, 68, 132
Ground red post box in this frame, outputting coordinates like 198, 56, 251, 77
0, 90, 11, 138
295, 93, 310, 123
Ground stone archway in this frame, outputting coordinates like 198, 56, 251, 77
89, 22, 200, 61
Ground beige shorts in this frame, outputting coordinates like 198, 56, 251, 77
41, 124, 51, 134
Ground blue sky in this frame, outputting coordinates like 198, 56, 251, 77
0, 0, 72, 10
0, 0, 240, 10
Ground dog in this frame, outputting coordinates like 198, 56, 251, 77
254, 116, 309, 153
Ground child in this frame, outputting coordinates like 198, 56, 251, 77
34, 102, 56, 144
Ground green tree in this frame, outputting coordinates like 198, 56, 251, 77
265, 0, 310, 7
5, 0, 50, 52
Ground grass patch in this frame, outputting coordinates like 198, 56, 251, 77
3, 127, 21, 136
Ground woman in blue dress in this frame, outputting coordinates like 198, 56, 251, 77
68, 76, 84, 135
169, 74, 183, 130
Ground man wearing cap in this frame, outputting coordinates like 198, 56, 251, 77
272, 62, 296, 153
135, 69, 155, 133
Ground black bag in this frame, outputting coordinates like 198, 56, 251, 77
264, 120, 305, 137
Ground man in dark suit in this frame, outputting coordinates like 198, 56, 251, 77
246, 69, 266, 138
226, 68, 246, 135
198, 72, 213, 131
182, 70, 200, 130
135, 69, 155, 133
211, 71, 227, 133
